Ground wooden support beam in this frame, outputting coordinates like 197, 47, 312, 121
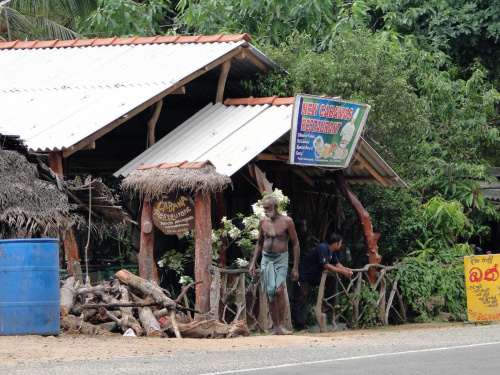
216, 60, 231, 103
194, 191, 213, 317
139, 197, 159, 284
293, 169, 315, 187
47, 151, 64, 179
242, 47, 268, 71
171, 87, 185, 95
345, 162, 364, 170
63, 230, 83, 284
352, 151, 388, 187
256, 153, 288, 162
80, 141, 96, 151
147, 99, 163, 147
247, 163, 273, 193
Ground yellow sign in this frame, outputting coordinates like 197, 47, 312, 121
464, 255, 500, 321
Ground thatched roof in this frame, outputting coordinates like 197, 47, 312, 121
66, 177, 132, 239
0, 134, 129, 239
121, 161, 232, 200
0, 136, 79, 238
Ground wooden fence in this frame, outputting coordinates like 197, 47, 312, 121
208, 263, 406, 333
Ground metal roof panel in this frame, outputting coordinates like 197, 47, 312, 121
0, 38, 277, 152
114, 101, 405, 188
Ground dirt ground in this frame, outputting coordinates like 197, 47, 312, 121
0, 322, 475, 366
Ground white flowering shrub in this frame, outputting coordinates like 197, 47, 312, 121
157, 189, 290, 273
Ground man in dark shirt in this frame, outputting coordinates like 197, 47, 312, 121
291, 233, 353, 331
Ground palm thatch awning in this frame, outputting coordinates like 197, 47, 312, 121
121, 161, 232, 200
65, 178, 132, 239
0, 135, 79, 238
0, 134, 130, 239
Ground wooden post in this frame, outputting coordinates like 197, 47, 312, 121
283, 283, 293, 331
216, 60, 231, 103
333, 170, 381, 283
236, 274, 247, 321
210, 267, 221, 321
48, 152, 65, 180
139, 197, 159, 284
258, 281, 269, 333
63, 230, 83, 284
147, 100, 163, 147
48, 151, 83, 281
194, 190, 212, 317
314, 271, 328, 333
215, 191, 227, 268
379, 275, 387, 325
353, 273, 362, 328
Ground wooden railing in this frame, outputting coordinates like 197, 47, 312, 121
207, 266, 292, 333
208, 263, 406, 333
315, 264, 406, 332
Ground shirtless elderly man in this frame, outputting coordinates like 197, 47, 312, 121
249, 194, 300, 335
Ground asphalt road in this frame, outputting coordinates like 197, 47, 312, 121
1, 323, 499, 375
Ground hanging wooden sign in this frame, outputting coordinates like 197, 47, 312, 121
152, 191, 195, 234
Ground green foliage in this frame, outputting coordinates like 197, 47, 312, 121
358, 284, 381, 328
396, 197, 472, 321
377, 0, 500, 77
176, 0, 374, 48
251, 30, 428, 165
1, 0, 97, 41
84, 0, 171, 38
398, 255, 467, 321
108, 226, 133, 267
157, 247, 194, 275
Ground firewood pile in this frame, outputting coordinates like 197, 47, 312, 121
59, 269, 250, 338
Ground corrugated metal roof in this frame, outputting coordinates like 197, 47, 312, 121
0, 34, 277, 152
115, 99, 406, 188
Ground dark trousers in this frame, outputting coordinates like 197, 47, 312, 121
291, 274, 335, 330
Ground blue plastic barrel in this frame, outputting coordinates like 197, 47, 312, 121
0, 239, 60, 335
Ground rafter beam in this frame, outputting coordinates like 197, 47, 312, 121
257, 153, 288, 161
352, 151, 388, 187
216, 60, 231, 103
294, 169, 315, 187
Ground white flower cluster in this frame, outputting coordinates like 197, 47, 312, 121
235, 258, 249, 268
211, 231, 219, 243
228, 227, 241, 238
176, 230, 191, 239
179, 275, 194, 285
242, 216, 259, 229
252, 202, 265, 218
157, 258, 166, 267
249, 229, 259, 239
273, 188, 289, 207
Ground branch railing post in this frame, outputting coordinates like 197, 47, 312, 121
208, 263, 404, 333
313, 263, 403, 332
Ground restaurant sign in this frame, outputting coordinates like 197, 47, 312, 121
464, 254, 500, 321
152, 191, 195, 235
290, 94, 370, 168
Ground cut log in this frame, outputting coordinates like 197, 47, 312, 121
99, 321, 118, 332
138, 307, 162, 337
93, 287, 143, 336
114, 269, 176, 309
163, 319, 250, 338
60, 276, 79, 316
61, 314, 112, 336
